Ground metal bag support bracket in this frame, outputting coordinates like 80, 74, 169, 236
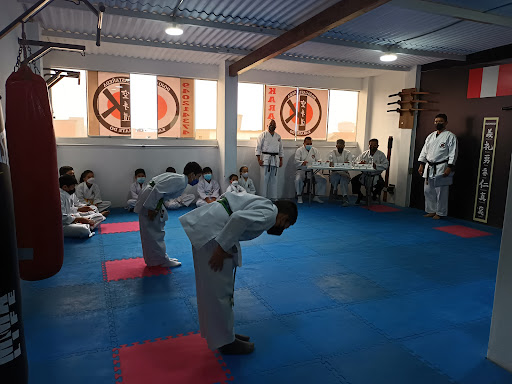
19, 39, 85, 66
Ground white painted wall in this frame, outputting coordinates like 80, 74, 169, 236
365, 67, 419, 206
487, 156, 512, 373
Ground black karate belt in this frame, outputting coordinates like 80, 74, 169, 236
426, 159, 448, 177
263, 151, 279, 175
217, 197, 233, 216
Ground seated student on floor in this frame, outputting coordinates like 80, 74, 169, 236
351, 138, 389, 204
76, 170, 111, 215
126, 168, 147, 211
196, 167, 220, 207
59, 165, 104, 220
60, 174, 101, 238
224, 174, 246, 194
238, 166, 256, 194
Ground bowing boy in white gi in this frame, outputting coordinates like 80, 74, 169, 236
351, 139, 389, 204
126, 168, 147, 211
196, 167, 221, 207
418, 113, 458, 219
179, 194, 297, 354
328, 139, 354, 206
60, 175, 101, 238
255, 119, 284, 200
135, 162, 202, 268
294, 137, 327, 204
239, 166, 256, 194
76, 170, 111, 215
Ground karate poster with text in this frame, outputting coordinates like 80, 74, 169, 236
157, 77, 195, 138
264, 85, 328, 139
88, 71, 131, 136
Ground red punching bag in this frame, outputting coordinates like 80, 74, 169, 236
5, 65, 63, 281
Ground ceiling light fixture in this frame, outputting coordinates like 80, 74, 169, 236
165, 22, 183, 36
380, 53, 397, 62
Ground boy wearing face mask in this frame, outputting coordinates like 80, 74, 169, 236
196, 167, 221, 207
418, 113, 458, 219
126, 168, 147, 211
329, 139, 354, 205
294, 136, 327, 204
225, 174, 246, 194
179, 195, 297, 354
135, 162, 203, 267
239, 166, 256, 194
59, 174, 99, 238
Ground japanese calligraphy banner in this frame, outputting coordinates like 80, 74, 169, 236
264, 85, 328, 140
90, 72, 131, 136
473, 117, 499, 223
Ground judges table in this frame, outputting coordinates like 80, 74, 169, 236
306, 162, 378, 206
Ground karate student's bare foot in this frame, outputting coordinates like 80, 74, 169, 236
235, 334, 250, 342
424, 213, 436, 217
218, 338, 254, 355
433, 214, 441, 220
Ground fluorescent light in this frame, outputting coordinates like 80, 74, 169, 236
380, 53, 397, 62
165, 23, 184, 36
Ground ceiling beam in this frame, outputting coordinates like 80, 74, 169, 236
20, 0, 466, 61
391, 0, 512, 28
228, 0, 392, 76
42, 29, 410, 71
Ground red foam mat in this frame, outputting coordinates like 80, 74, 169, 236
103, 258, 171, 282
434, 225, 492, 238
361, 205, 401, 213
100, 221, 140, 234
113, 333, 231, 384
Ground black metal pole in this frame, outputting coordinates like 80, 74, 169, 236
0, 0, 53, 40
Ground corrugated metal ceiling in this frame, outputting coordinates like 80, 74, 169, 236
19, 0, 512, 76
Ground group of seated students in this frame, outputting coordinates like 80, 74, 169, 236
58, 166, 111, 238
58, 164, 257, 239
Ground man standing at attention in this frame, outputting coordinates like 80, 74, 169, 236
418, 113, 458, 220
255, 119, 284, 200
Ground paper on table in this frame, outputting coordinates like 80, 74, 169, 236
434, 174, 453, 187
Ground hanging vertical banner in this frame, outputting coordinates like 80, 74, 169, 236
295, 88, 328, 139
90, 72, 131, 136
473, 117, 499, 223
157, 76, 181, 138
180, 78, 195, 138
264, 85, 296, 138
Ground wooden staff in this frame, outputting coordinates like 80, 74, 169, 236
383, 136, 393, 202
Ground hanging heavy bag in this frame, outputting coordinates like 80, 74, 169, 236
0, 101, 28, 383
5, 65, 63, 281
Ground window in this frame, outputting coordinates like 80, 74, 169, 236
50, 69, 87, 138
237, 82, 264, 140
194, 79, 217, 140
130, 73, 157, 139
327, 90, 358, 142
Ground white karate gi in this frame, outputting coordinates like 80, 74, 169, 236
355, 149, 389, 187
164, 183, 198, 210
60, 189, 94, 238
418, 130, 458, 217
196, 177, 221, 207
239, 176, 256, 194
126, 181, 147, 209
134, 173, 188, 266
255, 131, 284, 199
328, 149, 354, 196
179, 193, 278, 350
76, 182, 111, 212
224, 183, 246, 194
294, 146, 327, 196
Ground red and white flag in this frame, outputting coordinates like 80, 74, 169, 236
467, 63, 512, 98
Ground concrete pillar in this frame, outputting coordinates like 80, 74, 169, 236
216, 61, 238, 190
487, 155, 512, 373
